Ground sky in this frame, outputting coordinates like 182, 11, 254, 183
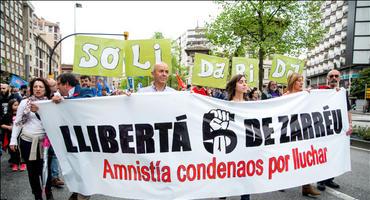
31, 1, 222, 64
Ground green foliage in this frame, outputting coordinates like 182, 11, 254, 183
353, 125, 370, 141
350, 68, 370, 99
206, 0, 325, 88
152, 32, 165, 39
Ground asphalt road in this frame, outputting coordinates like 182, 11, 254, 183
1, 147, 369, 200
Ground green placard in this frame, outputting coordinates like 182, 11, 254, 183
231, 57, 259, 88
269, 54, 305, 84
192, 53, 229, 89
125, 39, 172, 76
73, 36, 124, 77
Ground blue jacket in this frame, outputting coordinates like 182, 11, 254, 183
69, 85, 95, 99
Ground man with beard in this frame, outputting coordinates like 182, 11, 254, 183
316, 69, 352, 191
80, 75, 97, 96
1, 83, 22, 117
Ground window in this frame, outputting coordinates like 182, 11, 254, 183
353, 51, 370, 64
357, 1, 370, 7
355, 22, 370, 35
354, 37, 370, 49
356, 8, 370, 21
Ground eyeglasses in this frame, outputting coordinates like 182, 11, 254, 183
329, 74, 339, 78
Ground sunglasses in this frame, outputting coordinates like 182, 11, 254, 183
329, 74, 339, 78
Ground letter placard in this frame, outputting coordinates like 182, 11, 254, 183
125, 39, 172, 77
73, 36, 124, 77
269, 54, 305, 84
231, 57, 259, 88
192, 53, 229, 89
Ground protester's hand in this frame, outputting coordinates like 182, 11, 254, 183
209, 109, 231, 131
9, 145, 17, 152
336, 87, 340, 92
30, 102, 39, 112
305, 88, 311, 93
346, 124, 352, 136
52, 95, 64, 104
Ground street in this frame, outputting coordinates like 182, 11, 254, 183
1, 147, 369, 200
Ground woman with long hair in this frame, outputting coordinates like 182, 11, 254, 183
284, 72, 320, 197
220, 74, 250, 200
9, 78, 53, 200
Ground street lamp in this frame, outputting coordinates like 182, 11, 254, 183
74, 3, 82, 33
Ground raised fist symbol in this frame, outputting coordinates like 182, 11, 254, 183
202, 109, 237, 154
209, 109, 231, 131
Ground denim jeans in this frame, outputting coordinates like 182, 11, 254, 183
49, 146, 60, 179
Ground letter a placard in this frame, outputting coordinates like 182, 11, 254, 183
192, 53, 229, 89
73, 36, 124, 77
125, 39, 172, 77
269, 54, 305, 84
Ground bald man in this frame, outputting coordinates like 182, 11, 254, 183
317, 69, 352, 191
137, 62, 175, 93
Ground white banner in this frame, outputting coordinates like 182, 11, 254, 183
36, 89, 351, 199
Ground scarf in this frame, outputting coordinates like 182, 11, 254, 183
16, 95, 48, 126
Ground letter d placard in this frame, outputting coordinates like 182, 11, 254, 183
73, 35, 124, 77
192, 53, 229, 89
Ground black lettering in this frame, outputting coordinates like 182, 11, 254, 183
279, 116, 290, 143
74, 126, 92, 152
60, 126, 78, 152
98, 125, 119, 153
312, 112, 326, 137
87, 126, 100, 152
173, 118, 192, 152
300, 113, 315, 139
332, 109, 343, 134
135, 124, 155, 154
154, 122, 172, 153
323, 110, 334, 135
245, 119, 262, 147
262, 118, 274, 145
290, 114, 303, 142
119, 124, 135, 153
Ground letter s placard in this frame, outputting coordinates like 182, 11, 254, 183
73, 36, 124, 77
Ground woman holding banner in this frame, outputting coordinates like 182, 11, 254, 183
219, 74, 251, 200
9, 78, 53, 200
283, 72, 321, 197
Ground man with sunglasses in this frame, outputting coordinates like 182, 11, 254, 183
317, 69, 352, 191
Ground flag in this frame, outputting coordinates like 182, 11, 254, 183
75, 3, 82, 8
10, 75, 28, 89
176, 72, 186, 90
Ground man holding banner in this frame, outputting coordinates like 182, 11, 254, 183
316, 69, 352, 191
137, 62, 175, 93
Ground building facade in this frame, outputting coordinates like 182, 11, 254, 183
306, 0, 370, 89
1, 1, 61, 82
176, 26, 212, 84
1, 1, 25, 79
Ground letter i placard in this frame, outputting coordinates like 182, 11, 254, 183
124, 39, 172, 77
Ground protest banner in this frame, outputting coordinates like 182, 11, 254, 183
192, 53, 229, 89
231, 57, 259, 88
125, 39, 172, 77
36, 89, 350, 200
73, 35, 125, 77
269, 54, 305, 84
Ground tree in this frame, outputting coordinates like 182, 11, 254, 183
151, 32, 186, 90
206, 0, 325, 89
350, 68, 370, 99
